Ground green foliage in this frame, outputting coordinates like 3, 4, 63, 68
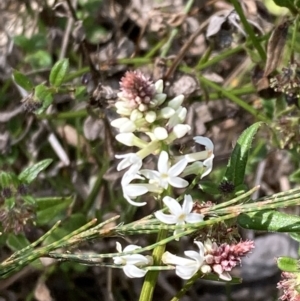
36, 196, 73, 225
223, 122, 263, 190
18, 159, 53, 184
277, 256, 299, 272
49, 59, 69, 87
13, 70, 34, 91
238, 210, 300, 232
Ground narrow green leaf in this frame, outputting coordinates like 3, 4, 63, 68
18, 159, 52, 184
6, 234, 30, 252
237, 210, 300, 232
13, 70, 34, 91
277, 256, 299, 272
36, 196, 73, 225
223, 122, 263, 187
49, 58, 69, 87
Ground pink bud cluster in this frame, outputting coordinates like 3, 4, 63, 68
119, 71, 155, 110
202, 239, 255, 280
277, 272, 300, 301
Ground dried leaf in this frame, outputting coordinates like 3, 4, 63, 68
264, 20, 290, 77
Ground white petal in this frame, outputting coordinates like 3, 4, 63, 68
185, 213, 203, 223
123, 265, 147, 278
168, 95, 184, 109
130, 109, 143, 121
162, 196, 182, 216
194, 241, 205, 256
145, 111, 156, 123
162, 251, 195, 266
172, 124, 190, 138
125, 254, 149, 265
154, 210, 178, 224
193, 136, 214, 151
157, 151, 169, 174
201, 155, 214, 178
182, 195, 193, 214
116, 133, 135, 146
153, 127, 168, 140
181, 161, 203, 177
116, 153, 142, 171
169, 158, 188, 176
176, 265, 198, 280
124, 194, 147, 207
114, 257, 124, 265
123, 245, 141, 252
110, 117, 129, 127
184, 250, 204, 266
168, 177, 189, 188
160, 107, 175, 118
124, 185, 148, 197
116, 242, 122, 253
152, 93, 167, 106
218, 271, 232, 281
177, 107, 187, 122
155, 79, 164, 93
139, 169, 160, 180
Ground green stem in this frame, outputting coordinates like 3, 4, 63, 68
291, 15, 300, 61
230, 0, 266, 61
196, 45, 244, 70
160, 0, 194, 58
83, 160, 109, 213
38, 109, 87, 120
198, 75, 269, 122
139, 229, 168, 301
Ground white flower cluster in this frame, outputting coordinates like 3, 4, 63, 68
111, 71, 215, 279
111, 74, 214, 207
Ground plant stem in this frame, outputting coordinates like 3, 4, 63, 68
230, 0, 266, 61
160, 0, 194, 58
291, 15, 299, 62
196, 45, 244, 70
198, 75, 269, 122
139, 229, 168, 301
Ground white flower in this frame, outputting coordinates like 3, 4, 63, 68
121, 171, 148, 206
113, 242, 152, 278
116, 133, 147, 148
154, 195, 203, 238
201, 154, 214, 179
140, 151, 189, 190
111, 117, 136, 133
162, 241, 205, 279
115, 153, 142, 174
153, 127, 168, 140
121, 170, 162, 206
184, 136, 214, 163
149, 80, 167, 107
172, 124, 190, 138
